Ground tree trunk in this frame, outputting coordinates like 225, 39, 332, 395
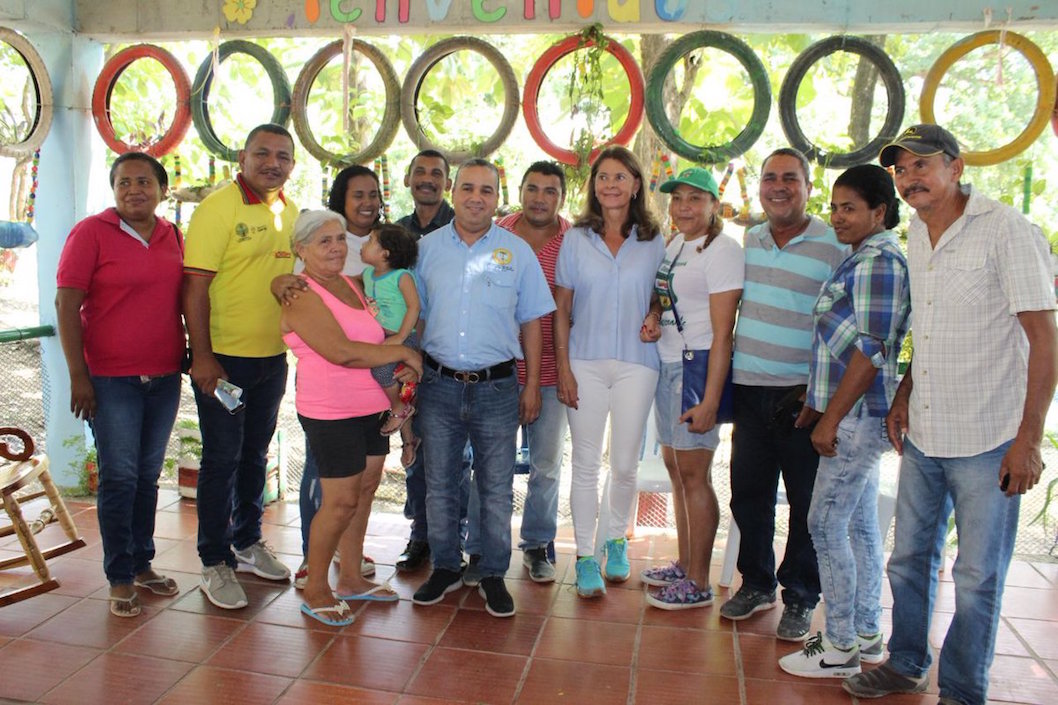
635, 34, 701, 226
848, 35, 887, 149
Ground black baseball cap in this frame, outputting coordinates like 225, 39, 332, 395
878, 124, 961, 167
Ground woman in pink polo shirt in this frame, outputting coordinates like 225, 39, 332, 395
56, 153, 184, 618
281, 209, 422, 627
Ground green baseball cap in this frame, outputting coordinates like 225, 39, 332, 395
659, 167, 719, 198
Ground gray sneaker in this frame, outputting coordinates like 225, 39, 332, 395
200, 564, 248, 609
719, 586, 777, 621
234, 540, 291, 581
842, 661, 928, 698
777, 603, 814, 641
462, 554, 483, 587
522, 547, 556, 583
857, 632, 885, 664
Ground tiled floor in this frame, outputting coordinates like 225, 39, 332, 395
2, 489, 1058, 704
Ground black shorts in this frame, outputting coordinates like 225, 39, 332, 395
298, 413, 389, 478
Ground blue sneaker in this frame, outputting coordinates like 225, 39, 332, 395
603, 537, 630, 582
575, 556, 606, 598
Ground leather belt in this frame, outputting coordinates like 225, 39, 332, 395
424, 353, 515, 383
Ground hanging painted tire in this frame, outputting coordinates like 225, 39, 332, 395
191, 40, 292, 162
92, 44, 192, 157
921, 31, 1055, 166
646, 31, 769, 165
400, 36, 519, 165
524, 33, 645, 166
0, 28, 54, 159
291, 39, 400, 168
779, 35, 905, 169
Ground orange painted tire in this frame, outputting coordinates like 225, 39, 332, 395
523, 34, 645, 166
92, 44, 191, 157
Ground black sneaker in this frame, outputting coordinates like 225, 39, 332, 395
478, 576, 515, 617
396, 540, 430, 572
776, 603, 815, 641
522, 547, 556, 583
412, 568, 463, 605
719, 586, 777, 621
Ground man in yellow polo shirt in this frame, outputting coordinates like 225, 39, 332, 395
183, 123, 298, 609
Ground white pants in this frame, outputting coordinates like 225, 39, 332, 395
567, 358, 659, 556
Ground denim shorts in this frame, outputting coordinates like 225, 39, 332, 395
298, 412, 389, 478
654, 360, 720, 451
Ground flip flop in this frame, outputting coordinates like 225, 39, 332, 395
381, 404, 416, 437
109, 593, 142, 618
401, 437, 421, 469
336, 582, 400, 602
134, 574, 180, 596
300, 601, 354, 626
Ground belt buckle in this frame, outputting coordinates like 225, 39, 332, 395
454, 370, 480, 383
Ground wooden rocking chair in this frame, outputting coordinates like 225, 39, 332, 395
0, 426, 86, 607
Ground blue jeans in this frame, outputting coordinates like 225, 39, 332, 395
90, 374, 181, 586
403, 412, 471, 546
729, 384, 821, 607
193, 353, 287, 568
467, 385, 567, 554
887, 439, 1018, 705
418, 367, 519, 577
807, 409, 888, 649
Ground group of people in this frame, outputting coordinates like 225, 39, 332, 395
55, 119, 1054, 705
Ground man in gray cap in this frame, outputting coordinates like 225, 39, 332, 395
844, 124, 1057, 705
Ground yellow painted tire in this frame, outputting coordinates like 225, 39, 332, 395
921, 31, 1055, 166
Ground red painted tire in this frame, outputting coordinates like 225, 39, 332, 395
523, 34, 645, 166
92, 44, 191, 157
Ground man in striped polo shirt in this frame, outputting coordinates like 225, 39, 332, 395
720, 148, 848, 640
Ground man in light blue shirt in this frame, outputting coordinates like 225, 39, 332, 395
411, 159, 555, 617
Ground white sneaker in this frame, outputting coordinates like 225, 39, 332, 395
201, 564, 248, 609
293, 561, 308, 590
778, 632, 861, 679
233, 541, 291, 581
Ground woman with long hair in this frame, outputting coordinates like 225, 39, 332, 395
553, 146, 665, 598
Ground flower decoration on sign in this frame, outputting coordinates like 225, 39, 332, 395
222, 0, 256, 25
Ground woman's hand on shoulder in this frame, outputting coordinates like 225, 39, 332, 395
270, 274, 308, 306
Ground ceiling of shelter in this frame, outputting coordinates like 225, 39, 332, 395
15, 0, 1058, 38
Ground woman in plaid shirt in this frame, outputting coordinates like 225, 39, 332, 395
779, 164, 911, 679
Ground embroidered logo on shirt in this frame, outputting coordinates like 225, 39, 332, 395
492, 248, 512, 265
235, 223, 251, 242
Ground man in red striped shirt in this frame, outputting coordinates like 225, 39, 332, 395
495, 162, 572, 582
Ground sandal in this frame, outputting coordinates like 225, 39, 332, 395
401, 437, 421, 469
381, 404, 416, 437
300, 600, 354, 627
134, 573, 180, 596
108, 593, 142, 618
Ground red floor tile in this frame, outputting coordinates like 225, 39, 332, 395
156, 664, 291, 705
113, 609, 244, 662
1000, 586, 1058, 621
1004, 561, 1056, 589
275, 679, 398, 705
633, 668, 740, 705
168, 577, 286, 620
0, 638, 101, 702
549, 582, 644, 624
987, 654, 1058, 705
929, 612, 1030, 657
304, 633, 428, 691
25, 597, 158, 649
0, 592, 78, 637
405, 646, 527, 703
38, 651, 193, 705
149, 511, 198, 540
518, 657, 630, 704
207, 621, 334, 677
150, 538, 205, 574
1008, 617, 1058, 660
346, 599, 457, 644
637, 625, 736, 675
534, 616, 636, 666
744, 678, 851, 704
437, 608, 544, 656
47, 557, 110, 598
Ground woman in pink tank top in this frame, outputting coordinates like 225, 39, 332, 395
281, 210, 422, 626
